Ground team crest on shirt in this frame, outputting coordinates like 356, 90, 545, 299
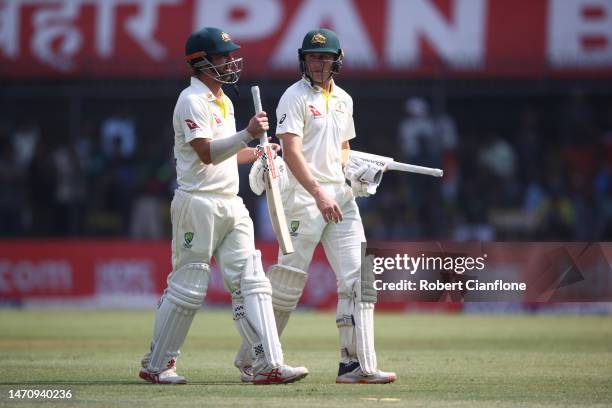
334, 101, 346, 114
184, 232, 194, 249
308, 104, 322, 118
290, 220, 300, 236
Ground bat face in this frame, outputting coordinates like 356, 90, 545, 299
264, 145, 278, 181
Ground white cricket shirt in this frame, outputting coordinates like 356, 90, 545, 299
276, 78, 356, 184
173, 77, 238, 194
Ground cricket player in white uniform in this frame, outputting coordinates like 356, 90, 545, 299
237, 28, 396, 384
138, 27, 308, 385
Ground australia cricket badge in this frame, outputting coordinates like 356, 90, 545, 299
290, 220, 300, 237
184, 232, 194, 249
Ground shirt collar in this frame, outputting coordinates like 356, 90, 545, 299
300, 76, 335, 94
191, 76, 222, 102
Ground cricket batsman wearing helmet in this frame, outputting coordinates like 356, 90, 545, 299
139, 27, 308, 385
237, 28, 396, 384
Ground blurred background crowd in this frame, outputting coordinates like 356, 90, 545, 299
1, 80, 610, 241
2, 0, 611, 242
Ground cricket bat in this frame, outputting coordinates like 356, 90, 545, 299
349, 150, 444, 178
251, 86, 294, 255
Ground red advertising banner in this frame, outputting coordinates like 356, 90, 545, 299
0, 240, 342, 309
1, 0, 611, 79
1, 240, 610, 311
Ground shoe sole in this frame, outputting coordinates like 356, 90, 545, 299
139, 369, 187, 385
240, 374, 254, 383
253, 371, 309, 385
336, 375, 397, 384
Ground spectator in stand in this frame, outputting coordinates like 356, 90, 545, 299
100, 107, 137, 159
26, 140, 56, 236
102, 137, 134, 234
477, 131, 519, 207
397, 97, 450, 238
534, 181, 574, 240
454, 173, 495, 241
398, 97, 439, 164
12, 121, 40, 171
52, 142, 86, 235
129, 138, 168, 238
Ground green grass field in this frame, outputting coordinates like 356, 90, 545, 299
0, 310, 610, 408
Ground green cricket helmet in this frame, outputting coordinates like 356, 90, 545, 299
298, 28, 344, 82
185, 27, 243, 84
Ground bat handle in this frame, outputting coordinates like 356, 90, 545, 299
251, 86, 268, 146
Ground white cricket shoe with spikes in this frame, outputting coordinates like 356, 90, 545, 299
139, 366, 187, 384
336, 361, 396, 384
253, 364, 309, 385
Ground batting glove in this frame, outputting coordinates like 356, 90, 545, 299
344, 158, 383, 197
249, 149, 288, 196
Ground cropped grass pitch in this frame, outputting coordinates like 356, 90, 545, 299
0, 310, 610, 407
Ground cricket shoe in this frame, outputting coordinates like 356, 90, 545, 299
235, 362, 254, 383
253, 364, 309, 385
139, 366, 187, 384
336, 361, 396, 384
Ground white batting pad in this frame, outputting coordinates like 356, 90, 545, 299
355, 301, 377, 375
336, 295, 356, 364
233, 251, 284, 372
147, 263, 210, 373
267, 264, 307, 335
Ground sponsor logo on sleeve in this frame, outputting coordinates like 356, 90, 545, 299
185, 119, 199, 130
279, 113, 287, 125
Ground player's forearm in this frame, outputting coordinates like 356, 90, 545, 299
209, 129, 253, 164
237, 147, 257, 164
284, 150, 324, 199
190, 130, 254, 165
341, 140, 351, 166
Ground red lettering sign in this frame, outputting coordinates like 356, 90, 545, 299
0, 0, 610, 79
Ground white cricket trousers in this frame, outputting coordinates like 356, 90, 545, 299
170, 189, 255, 293
278, 182, 366, 297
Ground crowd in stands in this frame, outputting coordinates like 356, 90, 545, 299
1, 86, 610, 241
